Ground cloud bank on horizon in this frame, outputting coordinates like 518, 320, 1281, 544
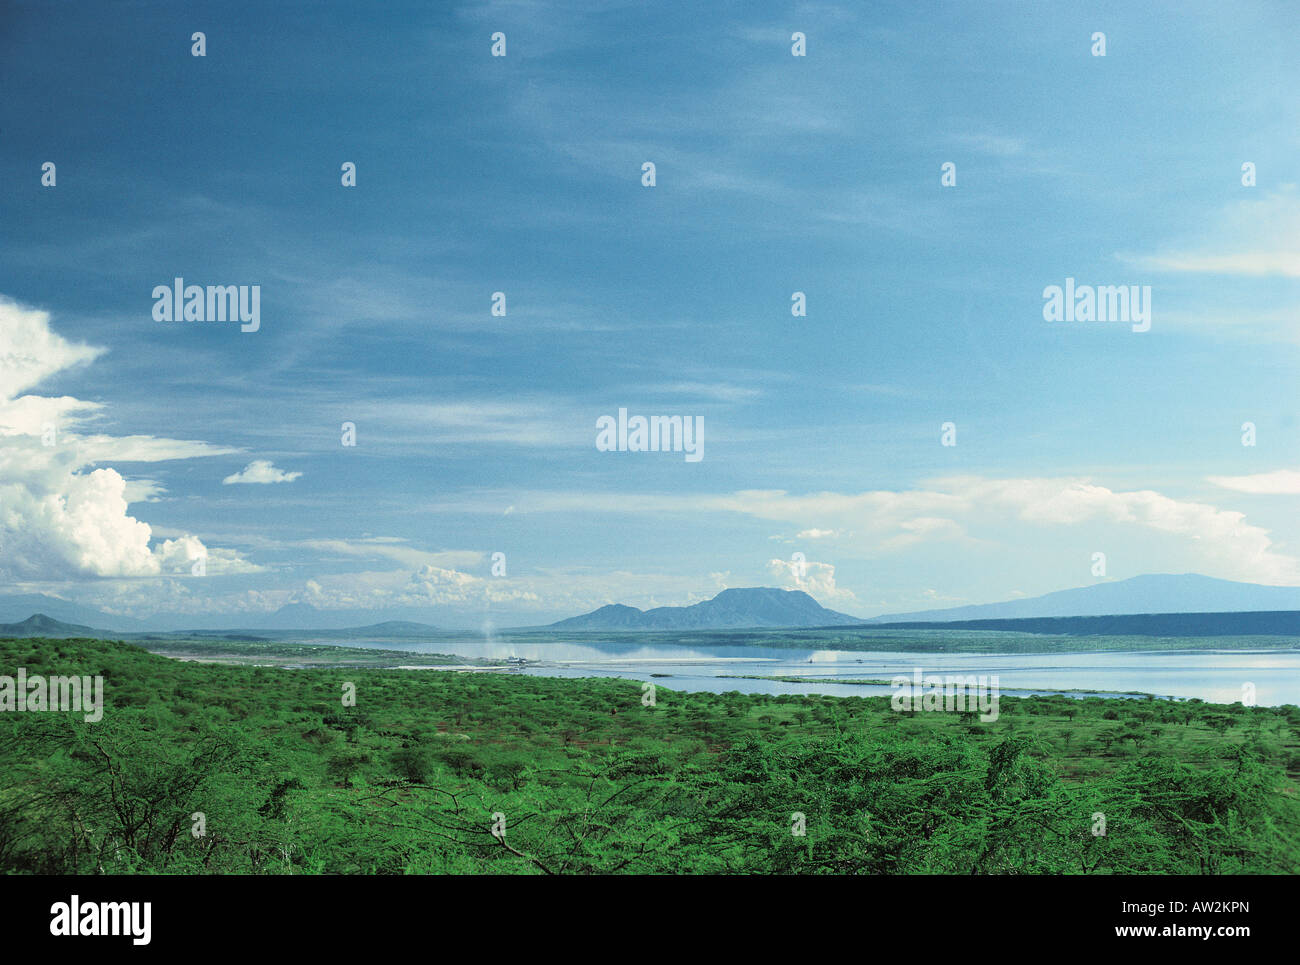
1, 2, 1297, 628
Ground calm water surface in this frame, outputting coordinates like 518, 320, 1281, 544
322, 636, 1300, 706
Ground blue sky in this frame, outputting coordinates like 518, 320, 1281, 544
1, 0, 1298, 628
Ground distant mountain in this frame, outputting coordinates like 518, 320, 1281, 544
0, 614, 100, 638
0, 611, 444, 642
267, 620, 443, 639
0, 595, 145, 632
237, 606, 443, 632
335, 620, 441, 635
872, 610, 1300, 637
545, 587, 865, 630
252, 603, 333, 630
868, 574, 1300, 623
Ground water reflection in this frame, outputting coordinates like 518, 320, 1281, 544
311, 635, 1300, 706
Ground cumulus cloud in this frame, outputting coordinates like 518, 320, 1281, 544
223, 460, 303, 485
2, 467, 158, 577
0, 298, 103, 396
286, 563, 541, 612
406, 564, 481, 601
0, 297, 248, 580
152, 535, 263, 576
767, 557, 857, 602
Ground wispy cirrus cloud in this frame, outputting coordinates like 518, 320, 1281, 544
1124, 189, 1300, 278
297, 538, 483, 570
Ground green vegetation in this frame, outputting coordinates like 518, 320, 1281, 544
140, 638, 496, 669
716, 675, 1161, 697
2, 636, 1297, 874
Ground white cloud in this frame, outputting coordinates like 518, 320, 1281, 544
0, 297, 249, 580
351, 399, 588, 448
288, 563, 541, 612
0, 297, 103, 397
223, 460, 303, 485
943, 476, 1297, 582
767, 557, 857, 603
298, 538, 482, 570
1207, 468, 1300, 495
1, 467, 158, 578
150, 536, 262, 576
433, 474, 1300, 586
78, 434, 231, 465
1139, 252, 1300, 277
645, 382, 762, 403
878, 515, 966, 552
1125, 190, 1300, 278
1118, 190, 1300, 342
0, 395, 102, 438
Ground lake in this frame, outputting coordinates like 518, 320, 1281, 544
328, 635, 1300, 706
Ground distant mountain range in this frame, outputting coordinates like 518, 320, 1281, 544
870, 610, 1300, 637
536, 574, 1300, 633
4, 574, 1299, 639
0, 595, 147, 632
0, 595, 449, 633
544, 587, 865, 630
0, 613, 443, 641
0, 614, 273, 641
866, 574, 1300, 623
6, 608, 1300, 645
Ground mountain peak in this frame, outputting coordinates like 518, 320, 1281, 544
544, 587, 862, 631
713, 586, 807, 601
0, 613, 96, 638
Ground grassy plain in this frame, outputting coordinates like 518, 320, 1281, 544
2, 635, 1296, 874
